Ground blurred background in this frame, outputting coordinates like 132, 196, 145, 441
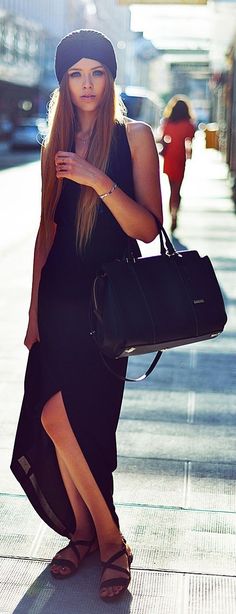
0, 0, 235, 201
0, 6, 236, 612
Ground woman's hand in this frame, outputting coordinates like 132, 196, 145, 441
24, 312, 40, 350
55, 151, 100, 188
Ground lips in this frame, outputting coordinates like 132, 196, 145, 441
81, 95, 96, 100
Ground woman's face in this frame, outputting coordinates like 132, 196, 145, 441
67, 57, 107, 114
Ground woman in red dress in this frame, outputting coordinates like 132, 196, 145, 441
160, 95, 195, 232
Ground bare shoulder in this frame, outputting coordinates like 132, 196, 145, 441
125, 119, 153, 139
123, 119, 162, 223
124, 119, 157, 161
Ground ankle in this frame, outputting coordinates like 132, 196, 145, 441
100, 537, 124, 561
71, 525, 95, 542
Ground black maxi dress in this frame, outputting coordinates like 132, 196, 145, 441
11, 123, 140, 538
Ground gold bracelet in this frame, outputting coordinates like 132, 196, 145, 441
99, 183, 117, 199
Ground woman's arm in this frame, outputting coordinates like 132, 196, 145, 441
29, 147, 56, 315
24, 222, 56, 350
55, 122, 163, 243
127, 120, 163, 230
95, 122, 163, 243
93, 122, 163, 242
28, 223, 56, 318
25, 147, 57, 349
29, 146, 56, 318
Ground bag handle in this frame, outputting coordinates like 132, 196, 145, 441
126, 216, 177, 260
156, 217, 177, 256
94, 216, 174, 382
99, 349, 163, 383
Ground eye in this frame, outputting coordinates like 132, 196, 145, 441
69, 71, 81, 78
92, 69, 104, 77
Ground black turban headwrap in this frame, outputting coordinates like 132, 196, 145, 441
55, 29, 117, 84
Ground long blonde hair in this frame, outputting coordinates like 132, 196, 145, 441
41, 68, 123, 250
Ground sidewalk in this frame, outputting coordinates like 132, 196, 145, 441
0, 136, 236, 613
0, 141, 39, 170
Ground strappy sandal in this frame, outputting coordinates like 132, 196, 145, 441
50, 535, 98, 580
100, 544, 133, 602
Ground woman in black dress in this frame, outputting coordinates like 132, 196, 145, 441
11, 29, 163, 602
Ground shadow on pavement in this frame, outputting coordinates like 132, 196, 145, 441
12, 560, 133, 614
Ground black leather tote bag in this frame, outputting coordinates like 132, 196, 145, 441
90, 220, 227, 381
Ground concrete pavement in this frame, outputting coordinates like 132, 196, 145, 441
0, 134, 236, 613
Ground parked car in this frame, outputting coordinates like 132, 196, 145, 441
10, 118, 47, 150
118, 86, 162, 134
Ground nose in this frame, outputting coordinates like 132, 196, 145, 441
82, 73, 93, 89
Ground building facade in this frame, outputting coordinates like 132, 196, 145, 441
0, 0, 87, 126
0, 0, 67, 38
0, 0, 156, 134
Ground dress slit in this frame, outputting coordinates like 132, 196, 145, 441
11, 123, 140, 537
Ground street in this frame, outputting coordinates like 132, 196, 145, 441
0, 141, 236, 613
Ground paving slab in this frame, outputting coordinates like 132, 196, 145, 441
117, 420, 236, 463
0, 141, 236, 613
1, 559, 236, 614
0, 558, 182, 614
1, 495, 236, 577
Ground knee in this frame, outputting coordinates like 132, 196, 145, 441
41, 395, 61, 437
41, 400, 54, 433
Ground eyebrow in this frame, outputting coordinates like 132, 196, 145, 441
68, 64, 104, 72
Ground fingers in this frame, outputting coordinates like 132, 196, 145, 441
56, 151, 74, 159
55, 151, 75, 165
55, 152, 75, 178
24, 341, 33, 350
55, 159, 68, 178
24, 333, 40, 350
24, 339, 39, 350
55, 161, 67, 178
55, 151, 83, 180
54, 151, 92, 184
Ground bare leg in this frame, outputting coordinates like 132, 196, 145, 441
51, 451, 98, 577
41, 392, 131, 598
169, 179, 182, 231
55, 450, 94, 536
